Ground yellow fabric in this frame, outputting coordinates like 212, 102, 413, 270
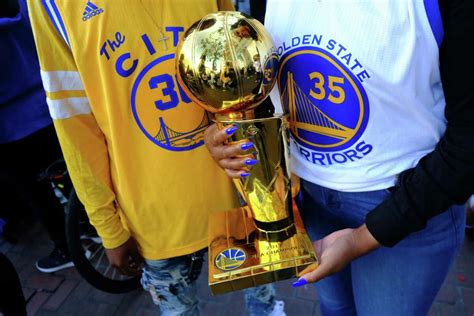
28, 0, 238, 259
45, 90, 88, 100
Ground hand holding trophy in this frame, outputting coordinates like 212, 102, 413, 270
176, 11, 318, 295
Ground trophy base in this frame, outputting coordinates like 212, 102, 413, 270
208, 204, 318, 295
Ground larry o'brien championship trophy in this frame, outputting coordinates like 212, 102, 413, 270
176, 12, 318, 294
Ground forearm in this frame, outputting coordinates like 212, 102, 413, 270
54, 116, 130, 249
366, 0, 474, 246
28, 1, 130, 249
352, 224, 380, 254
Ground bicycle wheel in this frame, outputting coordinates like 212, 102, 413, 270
65, 189, 141, 293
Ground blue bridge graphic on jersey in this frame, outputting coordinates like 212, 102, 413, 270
154, 111, 212, 147
282, 72, 354, 141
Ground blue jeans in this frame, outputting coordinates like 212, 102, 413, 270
141, 249, 276, 316
299, 180, 465, 316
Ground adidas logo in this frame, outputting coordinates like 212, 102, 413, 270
82, 1, 104, 21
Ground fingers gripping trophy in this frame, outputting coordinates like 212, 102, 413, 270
176, 12, 318, 295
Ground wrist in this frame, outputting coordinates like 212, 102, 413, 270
102, 228, 131, 249
352, 224, 381, 256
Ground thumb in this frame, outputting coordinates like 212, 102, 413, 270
293, 262, 330, 287
297, 262, 319, 278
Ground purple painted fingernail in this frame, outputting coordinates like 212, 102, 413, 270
292, 278, 307, 287
226, 125, 238, 135
245, 159, 258, 166
241, 142, 254, 151
241, 172, 251, 178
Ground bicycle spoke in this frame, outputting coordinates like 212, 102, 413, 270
95, 248, 105, 270
111, 266, 117, 280
90, 244, 103, 260
103, 261, 112, 277
82, 242, 94, 253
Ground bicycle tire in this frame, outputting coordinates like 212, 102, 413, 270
65, 189, 141, 293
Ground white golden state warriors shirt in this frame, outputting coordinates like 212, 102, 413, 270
267, 0, 446, 192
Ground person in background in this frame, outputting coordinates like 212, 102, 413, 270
236, 0, 274, 119
27, 1, 285, 314
0, 252, 27, 316
205, 0, 474, 315
466, 195, 474, 238
0, 0, 73, 273
249, 0, 266, 25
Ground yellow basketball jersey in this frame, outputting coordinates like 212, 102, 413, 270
28, 0, 238, 259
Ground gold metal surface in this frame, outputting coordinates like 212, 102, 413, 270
176, 11, 278, 117
218, 116, 291, 229
175, 12, 318, 294
208, 204, 317, 295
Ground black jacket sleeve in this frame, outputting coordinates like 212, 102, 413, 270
365, 0, 474, 247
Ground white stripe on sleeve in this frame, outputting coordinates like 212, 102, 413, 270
46, 97, 92, 119
41, 71, 85, 93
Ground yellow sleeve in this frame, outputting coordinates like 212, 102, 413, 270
27, 0, 130, 249
217, 0, 235, 11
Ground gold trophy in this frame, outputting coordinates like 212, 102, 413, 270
176, 12, 318, 295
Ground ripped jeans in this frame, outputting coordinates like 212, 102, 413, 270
141, 249, 276, 316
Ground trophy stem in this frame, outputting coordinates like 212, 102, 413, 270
215, 109, 256, 121
216, 115, 295, 240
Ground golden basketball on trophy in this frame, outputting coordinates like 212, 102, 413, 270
176, 11, 318, 295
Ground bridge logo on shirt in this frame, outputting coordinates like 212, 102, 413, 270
131, 54, 210, 151
279, 46, 370, 153
215, 248, 246, 271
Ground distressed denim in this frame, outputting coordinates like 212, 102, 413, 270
141, 250, 276, 316
299, 179, 465, 316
